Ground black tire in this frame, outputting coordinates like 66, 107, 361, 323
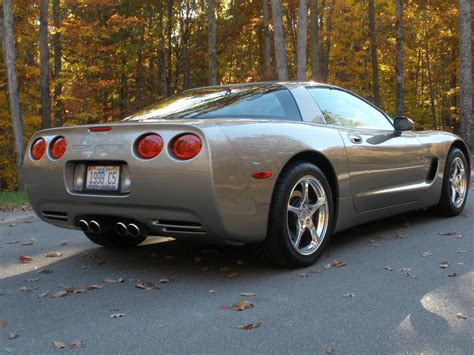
432, 148, 469, 217
84, 230, 147, 248
262, 161, 334, 267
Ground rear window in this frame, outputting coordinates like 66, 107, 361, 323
123, 85, 302, 122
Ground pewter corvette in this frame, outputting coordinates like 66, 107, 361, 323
24, 82, 470, 267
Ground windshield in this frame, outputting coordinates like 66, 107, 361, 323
123, 84, 302, 122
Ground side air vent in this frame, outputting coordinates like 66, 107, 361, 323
152, 220, 206, 235
426, 158, 439, 182
42, 211, 68, 222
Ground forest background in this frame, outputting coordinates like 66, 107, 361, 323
0, 0, 472, 190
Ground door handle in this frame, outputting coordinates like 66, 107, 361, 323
348, 134, 363, 144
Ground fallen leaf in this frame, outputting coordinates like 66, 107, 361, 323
323, 263, 332, 270
60, 241, 68, 246
135, 281, 159, 290
310, 268, 321, 273
45, 252, 63, 258
38, 269, 53, 274
85, 284, 104, 290
82, 252, 96, 259
25, 278, 39, 282
237, 322, 261, 330
331, 260, 346, 268
240, 292, 256, 297
159, 277, 171, 284
343, 293, 358, 298
456, 250, 469, 253
18, 256, 33, 264
69, 340, 83, 349
7, 241, 20, 244
395, 234, 407, 240
220, 266, 230, 272
439, 261, 449, 269
38, 292, 49, 298
232, 299, 254, 311
193, 257, 203, 262
8, 333, 18, 340
104, 278, 124, 284
384, 266, 394, 271
368, 240, 380, 247
9, 223, 17, 227
297, 272, 308, 277
402, 221, 411, 228
201, 266, 210, 271
96, 260, 106, 266
209, 289, 217, 294
456, 313, 467, 320
235, 259, 246, 265
0, 320, 6, 328
53, 290, 69, 298
20, 242, 34, 246
110, 313, 126, 318
447, 273, 457, 277
421, 251, 433, 257
326, 346, 335, 355
53, 341, 65, 349
438, 231, 464, 239
458, 262, 464, 266
225, 273, 238, 278
20, 286, 32, 293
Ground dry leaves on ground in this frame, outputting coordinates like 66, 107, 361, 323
343, 293, 358, 298
332, 260, 346, 268
232, 299, 254, 311
38, 269, 53, 274
18, 255, 33, 263
421, 251, 433, 257
439, 261, 449, 269
20, 242, 34, 246
0, 320, 6, 328
53, 341, 65, 349
447, 273, 457, 277
399, 268, 417, 278
237, 322, 261, 330
8, 333, 18, 340
159, 277, 171, 284
456, 313, 467, 320
135, 281, 159, 290
209, 289, 217, 294
235, 259, 246, 265
326, 346, 335, 355
225, 273, 238, 279
38, 292, 49, 298
241, 292, 256, 297
395, 234, 407, 240
438, 231, 464, 239
69, 340, 83, 349
45, 252, 63, 258
104, 278, 124, 283
20, 286, 33, 293
368, 240, 381, 247
384, 266, 394, 271
110, 313, 126, 318
297, 272, 308, 277
85, 284, 104, 290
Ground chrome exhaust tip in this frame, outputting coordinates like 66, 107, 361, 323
127, 223, 141, 238
89, 220, 101, 234
115, 222, 127, 237
79, 219, 89, 233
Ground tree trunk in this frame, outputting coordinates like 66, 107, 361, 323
2, 0, 25, 190
40, 0, 52, 129
262, 0, 271, 77
459, 0, 472, 146
296, 0, 308, 81
207, 0, 217, 85
135, 17, 145, 109
425, 33, 437, 129
52, 0, 62, 127
271, 0, 288, 81
395, 0, 404, 117
368, 0, 380, 106
321, 0, 335, 82
310, 0, 319, 81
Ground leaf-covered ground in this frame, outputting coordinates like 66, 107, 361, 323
0, 198, 472, 353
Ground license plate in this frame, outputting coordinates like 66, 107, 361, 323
85, 166, 120, 191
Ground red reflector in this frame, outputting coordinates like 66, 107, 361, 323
31, 138, 46, 160
171, 134, 202, 160
251, 171, 273, 179
90, 126, 112, 132
135, 133, 163, 159
50, 136, 67, 160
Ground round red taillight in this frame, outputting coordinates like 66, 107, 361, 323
135, 133, 164, 159
50, 136, 67, 160
171, 134, 202, 160
31, 138, 46, 160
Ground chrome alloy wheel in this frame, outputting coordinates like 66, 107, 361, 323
449, 157, 468, 208
286, 175, 329, 256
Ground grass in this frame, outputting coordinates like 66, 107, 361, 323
0, 191, 30, 211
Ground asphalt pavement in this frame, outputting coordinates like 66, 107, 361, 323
0, 196, 472, 354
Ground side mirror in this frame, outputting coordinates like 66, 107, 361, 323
394, 117, 414, 131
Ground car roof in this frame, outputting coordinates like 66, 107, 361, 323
183, 81, 341, 93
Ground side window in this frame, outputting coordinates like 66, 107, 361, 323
308, 88, 393, 130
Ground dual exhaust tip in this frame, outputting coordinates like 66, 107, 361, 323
79, 219, 141, 238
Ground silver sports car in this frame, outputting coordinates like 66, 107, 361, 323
24, 82, 470, 267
